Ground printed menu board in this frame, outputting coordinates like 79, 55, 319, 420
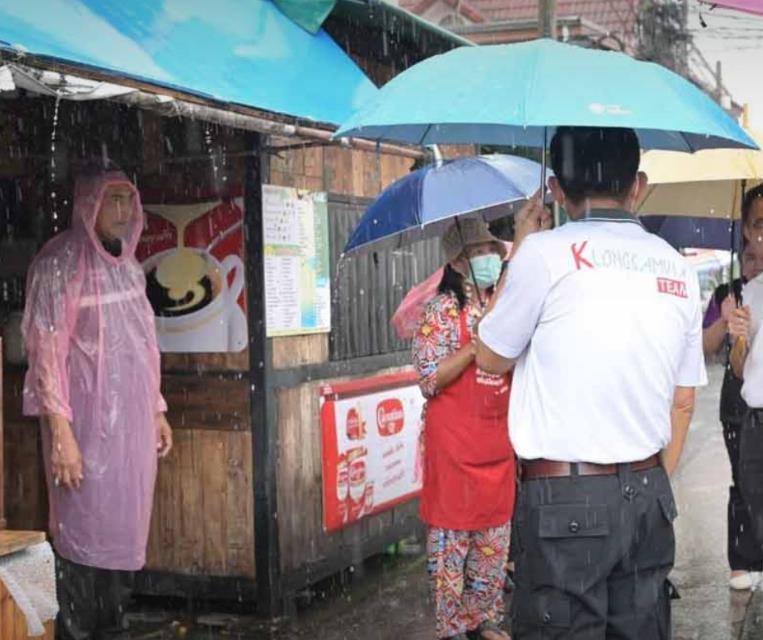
262, 185, 331, 337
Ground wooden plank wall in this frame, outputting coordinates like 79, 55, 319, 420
275, 367, 420, 575
0, 339, 4, 529
145, 375, 255, 578
327, 196, 444, 361
140, 114, 256, 579
0, 578, 55, 640
2, 369, 47, 533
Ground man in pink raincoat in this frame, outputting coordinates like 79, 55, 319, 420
22, 164, 172, 640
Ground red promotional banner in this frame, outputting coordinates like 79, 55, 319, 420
320, 371, 425, 532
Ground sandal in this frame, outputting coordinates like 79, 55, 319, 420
467, 621, 511, 640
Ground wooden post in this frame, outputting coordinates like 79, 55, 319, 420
245, 133, 283, 616
0, 337, 5, 530
539, 0, 557, 39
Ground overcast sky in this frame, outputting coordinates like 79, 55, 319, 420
689, 1, 763, 129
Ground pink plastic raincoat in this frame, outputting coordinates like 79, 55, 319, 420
22, 171, 166, 571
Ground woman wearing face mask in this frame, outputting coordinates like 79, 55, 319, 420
412, 218, 515, 640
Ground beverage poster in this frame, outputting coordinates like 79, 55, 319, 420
262, 184, 331, 337
320, 372, 425, 533
136, 198, 248, 353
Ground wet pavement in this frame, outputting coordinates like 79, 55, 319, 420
123, 363, 763, 639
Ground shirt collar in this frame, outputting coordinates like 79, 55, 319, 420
572, 208, 643, 226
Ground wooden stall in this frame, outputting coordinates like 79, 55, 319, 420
0, 531, 55, 640
0, 1, 472, 616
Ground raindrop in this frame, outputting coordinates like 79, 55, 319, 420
49, 94, 62, 234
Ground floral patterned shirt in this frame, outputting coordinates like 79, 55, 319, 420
411, 292, 485, 399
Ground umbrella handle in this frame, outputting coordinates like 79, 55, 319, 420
733, 179, 747, 305
540, 126, 548, 200
454, 217, 485, 310
429, 144, 444, 168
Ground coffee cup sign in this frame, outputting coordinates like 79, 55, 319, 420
147, 203, 213, 315
139, 201, 248, 353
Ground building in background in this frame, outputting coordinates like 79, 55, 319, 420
398, 0, 741, 116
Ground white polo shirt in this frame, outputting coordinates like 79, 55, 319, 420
479, 210, 707, 463
741, 272, 763, 408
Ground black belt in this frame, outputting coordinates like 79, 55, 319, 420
520, 454, 661, 480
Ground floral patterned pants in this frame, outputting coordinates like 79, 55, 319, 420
427, 522, 511, 639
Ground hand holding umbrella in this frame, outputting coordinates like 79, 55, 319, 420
508, 190, 552, 259
729, 305, 752, 377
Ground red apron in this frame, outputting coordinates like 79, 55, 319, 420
420, 309, 516, 530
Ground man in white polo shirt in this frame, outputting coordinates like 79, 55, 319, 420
477, 126, 706, 639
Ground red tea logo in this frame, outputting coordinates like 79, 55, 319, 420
377, 399, 405, 437
656, 277, 687, 299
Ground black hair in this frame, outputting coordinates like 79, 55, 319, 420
489, 215, 515, 241
438, 263, 468, 309
742, 184, 763, 226
549, 126, 640, 205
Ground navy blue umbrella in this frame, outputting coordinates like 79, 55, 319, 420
640, 215, 742, 251
343, 154, 548, 256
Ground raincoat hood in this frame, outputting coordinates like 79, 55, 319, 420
72, 170, 145, 261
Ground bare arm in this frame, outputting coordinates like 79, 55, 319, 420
728, 306, 752, 378
475, 337, 516, 375
703, 294, 735, 356
702, 318, 727, 356
156, 412, 173, 458
43, 413, 83, 490
661, 386, 695, 476
475, 195, 550, 375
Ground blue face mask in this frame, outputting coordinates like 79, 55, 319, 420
467, 253, 502, 288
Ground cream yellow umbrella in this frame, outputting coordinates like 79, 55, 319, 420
638, 128, 763, 219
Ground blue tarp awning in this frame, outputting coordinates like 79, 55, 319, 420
0, 0, 377, 125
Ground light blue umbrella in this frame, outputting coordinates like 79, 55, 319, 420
335, 39, 757, 152
343, 154, 548, 255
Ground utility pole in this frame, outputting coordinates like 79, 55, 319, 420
539, 0, 557, 40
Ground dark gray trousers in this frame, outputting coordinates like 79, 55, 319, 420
723, 419, 763, 570
55, 555, 133, 640
510, 464, 676, 639
739, 408, 763, 553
